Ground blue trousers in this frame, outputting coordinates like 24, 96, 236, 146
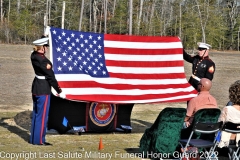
30, 94, 51, 145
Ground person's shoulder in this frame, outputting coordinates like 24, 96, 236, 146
224, 106, 240, 115
205, 57, 215, 63
189, 94, 199, 102
31, 51, 37, 59
209, 94, 217, 100
31, 51, 37, 55
31, 53, 47, 62
222, 105, 231, 112
211, 95, 218, 104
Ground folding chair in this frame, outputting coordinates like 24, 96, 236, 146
181, 108, 221, 140
179, 121, 223, 160
221, 122, 240, 160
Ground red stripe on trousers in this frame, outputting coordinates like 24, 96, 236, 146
40, 95, 48, 144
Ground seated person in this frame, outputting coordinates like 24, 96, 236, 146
218, 80, 240, 148
225, 80, 240, 106
183, 78, 218, 128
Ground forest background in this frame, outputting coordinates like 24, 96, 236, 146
0, 0, 240, 51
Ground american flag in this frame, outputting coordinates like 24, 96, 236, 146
49, 27, 197, 104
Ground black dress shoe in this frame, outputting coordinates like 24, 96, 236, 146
41, 142, 52, 146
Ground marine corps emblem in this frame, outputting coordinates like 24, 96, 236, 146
208, 66, 214, 73
89, 103, 116, 126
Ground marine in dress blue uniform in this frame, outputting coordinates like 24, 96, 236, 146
30, 37, 62, 145
184, 42, 215, 90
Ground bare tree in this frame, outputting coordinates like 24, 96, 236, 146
99, 2, 103, 33
112, 0, 117, 17
129, 0, 132, 35
48, 0, 51, 25
148, 0, 156, 35
45, 0, 49, 26
179, 1, 184, 38
79, 0, 84, 31
62, 1, 65, 29
17, 0, 20, 14
104, 0, 107, 33
8, 0, 10, 23
3, 22, 10, 43
195, 0, 210, 43
137, 0, 144, 35
44, 14, 47, 30
2, 0, 10, 44
89, 1, 92, 31
92, 0, 98, 32
0, 0, 2, 23
226, 0, 239, 50
160, 0, 167, 35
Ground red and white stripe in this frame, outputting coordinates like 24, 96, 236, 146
53, 34, 197, 103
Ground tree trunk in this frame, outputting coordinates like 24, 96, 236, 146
17, 0, 20, 14
129, 0, 132, 35
92, 0, 98, 33
8, 0, 10, 23
195, 0, 209, 43
79, 0, 84, 31
227, 0, 238, 50
6, 0, 10, 43
48, 0, 51, 25
45, 0, 49, 27
62, 1, 65, 29
137, 0, 143, 35
99, 3, 103, 33
24, 20, 26, 44
104, 0, 107, 33
89, 1, 92, 31
148, 0, 156, 35
160, 0, 167, 36
112, 0, 117, 17
0, 0, 3, 23
179, 2, 181, 38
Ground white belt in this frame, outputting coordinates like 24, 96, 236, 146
35, 75, 46, 79
191, 74, 201, 81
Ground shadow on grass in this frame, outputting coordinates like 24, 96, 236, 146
124, 148, 158, 160
63, 118, 153, 134
0, 117, 30, 143
8, 110, 154, 135
124, 148, 143, 159
124, 147, 141, 153
130, 118, 153, 133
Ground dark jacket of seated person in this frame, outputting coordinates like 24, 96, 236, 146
183, 78, 218, 128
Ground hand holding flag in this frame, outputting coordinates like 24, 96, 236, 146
58, 92, 66, 99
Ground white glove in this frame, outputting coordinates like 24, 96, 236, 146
58, 92, 66, 99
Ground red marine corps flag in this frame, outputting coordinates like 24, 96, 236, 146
48, 27, 197, 104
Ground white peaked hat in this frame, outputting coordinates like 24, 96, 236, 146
197, 42, 211, 49
33, 37, 49, 46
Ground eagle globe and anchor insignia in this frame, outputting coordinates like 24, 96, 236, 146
89, 103, 116, 126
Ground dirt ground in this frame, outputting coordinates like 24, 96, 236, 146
0, 44, 240, 129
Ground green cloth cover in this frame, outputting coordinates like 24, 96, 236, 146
139, 107, 186, 157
